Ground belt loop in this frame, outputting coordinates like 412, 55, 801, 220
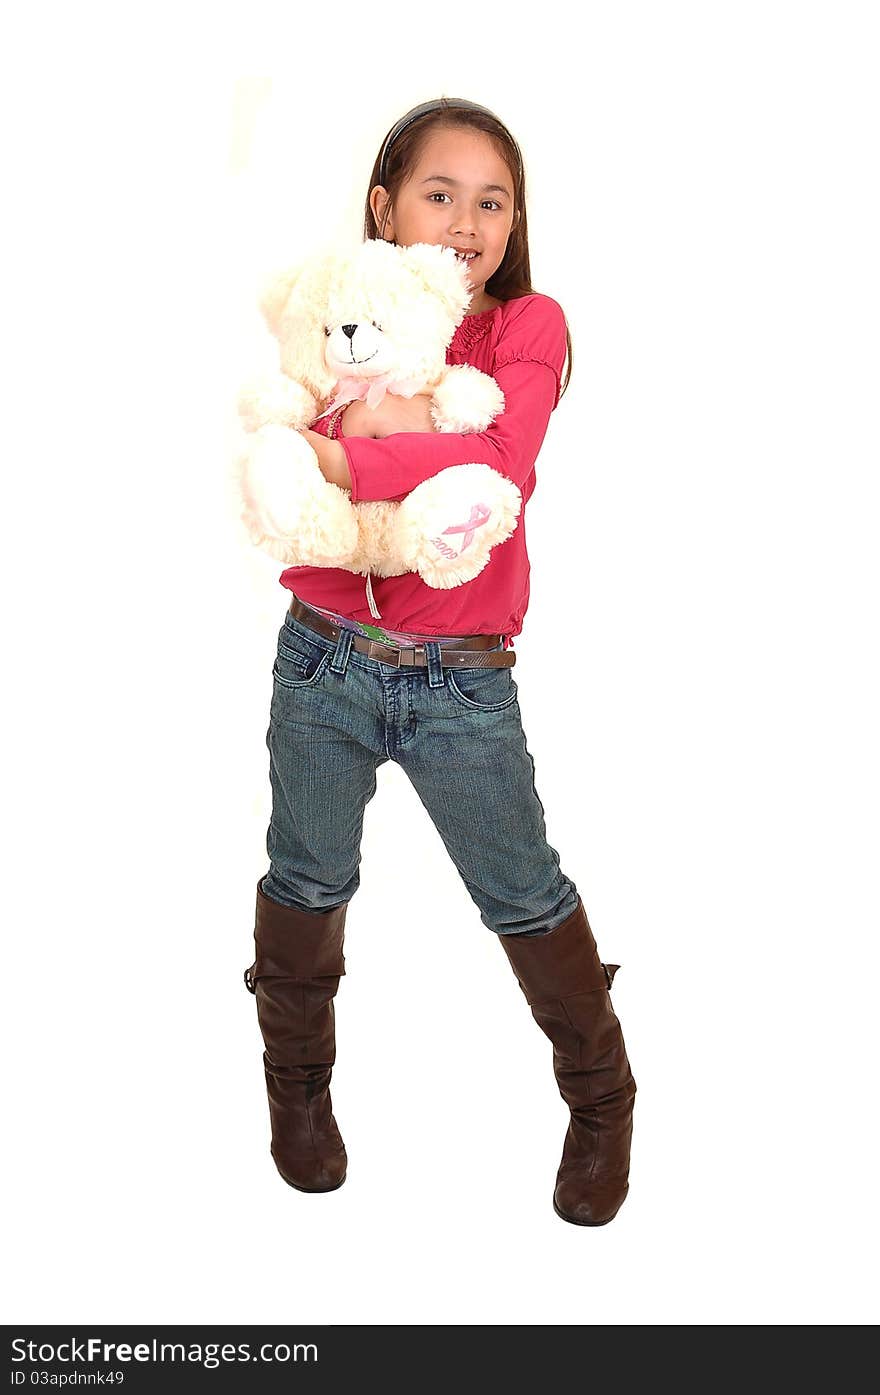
329, 627, 353, 676
425, 640, 444, 688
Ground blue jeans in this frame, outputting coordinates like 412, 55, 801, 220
260, 604, 580, 936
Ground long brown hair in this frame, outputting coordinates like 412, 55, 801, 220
362, 98, 572, 402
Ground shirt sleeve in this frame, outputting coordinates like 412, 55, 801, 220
337, 295, 568, 504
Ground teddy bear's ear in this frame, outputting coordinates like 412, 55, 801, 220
257, 265, 307, 338
273, 253, 342, 401
399, 242, 472, 321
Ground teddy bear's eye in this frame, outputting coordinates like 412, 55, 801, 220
324, 326, 331, 337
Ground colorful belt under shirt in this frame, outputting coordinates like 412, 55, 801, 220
295, 595, 476, 649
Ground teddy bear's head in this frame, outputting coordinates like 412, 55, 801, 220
261, 239, 474, 407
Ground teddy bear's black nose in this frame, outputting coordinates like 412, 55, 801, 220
341, 324, 358, 339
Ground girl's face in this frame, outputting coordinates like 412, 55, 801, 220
370, 125, 517, 313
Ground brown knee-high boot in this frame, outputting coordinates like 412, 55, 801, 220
244, 878, 348, 1193
499, 898, 636, 1226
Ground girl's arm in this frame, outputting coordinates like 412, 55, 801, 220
333, 295, 568, 504
301, 395, 438, 490
305, 295, 567, 502
338, 356, 561, 503
343, 395, 437, 438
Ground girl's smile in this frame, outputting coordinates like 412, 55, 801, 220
370, 125, 517, 314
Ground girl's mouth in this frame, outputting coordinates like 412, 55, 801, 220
454, 250, 481, 264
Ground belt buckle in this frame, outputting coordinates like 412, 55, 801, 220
367, 641, 428, 668
368, 639, 402, 666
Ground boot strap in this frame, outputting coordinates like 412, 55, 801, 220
523, 964, 621, 1007
244, 959, 345, 991
245, 959, 615, 996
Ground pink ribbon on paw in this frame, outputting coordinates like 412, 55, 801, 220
441, 502, 492, 554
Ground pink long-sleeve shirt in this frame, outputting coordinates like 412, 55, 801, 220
278, 292, 568, 649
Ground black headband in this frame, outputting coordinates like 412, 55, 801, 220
376, 97, 519, 189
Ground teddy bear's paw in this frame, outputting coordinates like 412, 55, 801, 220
392, 464, 522, 589
345, 502, 409, 579
430, 365, 506, 433
237, 375, 317, 434
237, 424, 359, 565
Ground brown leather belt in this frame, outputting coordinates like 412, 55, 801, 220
288, 595, 515, 669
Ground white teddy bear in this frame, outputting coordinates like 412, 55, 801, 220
236, 239, 522, 617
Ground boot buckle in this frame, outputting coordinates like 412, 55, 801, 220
244, 962, 256, 994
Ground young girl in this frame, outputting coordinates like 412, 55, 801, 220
244, 97, 637, 1227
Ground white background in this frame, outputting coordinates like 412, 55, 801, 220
3, 1, 878, 1326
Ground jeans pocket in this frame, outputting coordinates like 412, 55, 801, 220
273, 619, 333, 690
445, 662, 518, 713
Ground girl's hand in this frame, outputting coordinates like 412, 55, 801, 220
342, 394, 437, 439
300, 430, 351, 489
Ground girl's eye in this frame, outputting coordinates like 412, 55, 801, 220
371, 320, 382, 331
427, 192, 501, 211
324, 326, 331, 336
